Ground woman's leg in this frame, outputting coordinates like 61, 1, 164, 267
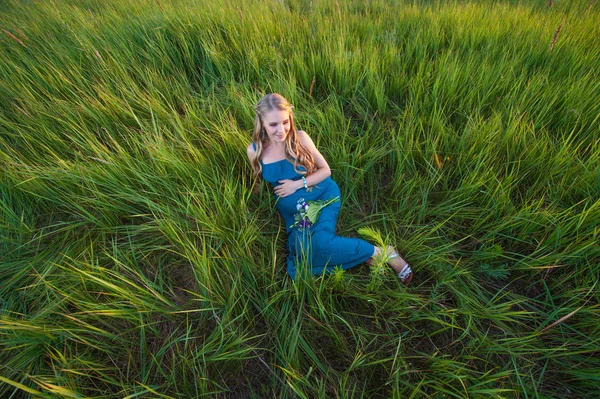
366, 246, 413, 284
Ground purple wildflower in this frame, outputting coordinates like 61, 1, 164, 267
299, 219, 312, 228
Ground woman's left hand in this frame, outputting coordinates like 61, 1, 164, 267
275, 179, 302, 197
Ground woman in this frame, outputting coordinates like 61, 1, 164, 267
247, 93, 413, 284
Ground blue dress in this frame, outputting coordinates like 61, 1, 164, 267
253, 143, 375, 279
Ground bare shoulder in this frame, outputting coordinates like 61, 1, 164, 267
297, 130, 329, 169
297, 130, 315, 146
246, 142, 256, 161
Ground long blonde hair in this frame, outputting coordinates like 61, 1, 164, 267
250, 93, 316, 180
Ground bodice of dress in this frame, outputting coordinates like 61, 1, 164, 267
261, 158, 306, 186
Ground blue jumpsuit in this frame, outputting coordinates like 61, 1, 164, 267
253, 143, 375, 279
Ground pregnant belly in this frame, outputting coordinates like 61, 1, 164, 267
275, 177, 340, 219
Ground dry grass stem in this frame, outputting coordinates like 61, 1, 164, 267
3, 29, 26, 47
549, 23, 562, 52
541, 307, 582, 333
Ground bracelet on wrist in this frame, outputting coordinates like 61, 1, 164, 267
301, 176, 308, 189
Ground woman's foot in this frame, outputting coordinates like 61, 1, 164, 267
384, 246, 413, 286
368, 246, 413, 286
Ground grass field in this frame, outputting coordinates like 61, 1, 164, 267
1, 0, 599, 397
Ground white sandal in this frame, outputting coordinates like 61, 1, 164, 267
388, 252, 413, 286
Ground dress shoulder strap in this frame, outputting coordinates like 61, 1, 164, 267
251, 142, 257, 151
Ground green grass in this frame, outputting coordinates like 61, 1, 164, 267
1, 0, 599, 397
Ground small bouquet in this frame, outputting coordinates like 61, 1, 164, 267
290, 196, 340, 230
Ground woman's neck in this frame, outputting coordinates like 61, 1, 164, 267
265, 141, 286, 151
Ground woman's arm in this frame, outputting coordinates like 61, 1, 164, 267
275, 130, 331, 197
246, 142, 256, 164
247, 143, 262, 195
298, 130, 331, 186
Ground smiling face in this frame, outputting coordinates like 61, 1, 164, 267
262, 109, 291, 144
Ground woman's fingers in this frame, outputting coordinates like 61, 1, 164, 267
275, 180, 293, 197
274, 186, 285, 197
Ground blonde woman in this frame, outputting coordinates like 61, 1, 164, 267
247, 93, 413, 284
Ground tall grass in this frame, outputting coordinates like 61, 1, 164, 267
1, 0, 599, 397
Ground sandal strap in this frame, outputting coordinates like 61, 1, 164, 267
384, 249, 412, 281
397, 264, 412, 280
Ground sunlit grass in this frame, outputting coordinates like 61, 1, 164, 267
1, 0, 599, 397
